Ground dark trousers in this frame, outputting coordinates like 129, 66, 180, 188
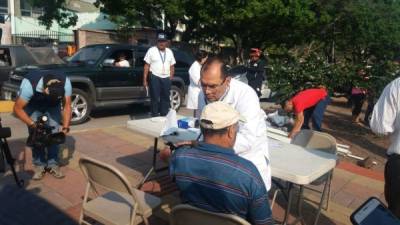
364, 95, 375, 123
302, 96, 331, 131
351, 93, 366, 116
149, 74, 171, 117
385, 154, 400, 218
248, 76, 264, 97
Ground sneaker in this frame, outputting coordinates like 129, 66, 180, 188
48, 166, 64, 179
32, 166, 45, 180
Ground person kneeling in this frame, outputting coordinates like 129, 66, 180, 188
169, 102, 274, 225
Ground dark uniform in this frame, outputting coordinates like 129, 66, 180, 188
247, 58, 266, 97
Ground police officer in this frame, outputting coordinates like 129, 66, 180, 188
13, 70, 72, 180
247, 48, 266, 97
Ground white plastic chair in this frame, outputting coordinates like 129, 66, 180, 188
79, 157, 161, 225
170, 204, 251, 225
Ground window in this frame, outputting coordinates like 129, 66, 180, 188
21, 0, 43, 18
0, 48, 12, 67
173, 50, 194, 68
69, 45, 107, 65
109, 50, 133, 68
134, 53, 145, 68
0, 0, 8, 14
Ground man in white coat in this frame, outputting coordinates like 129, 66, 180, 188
196, 57, 271, 190
187, 50, 208, 116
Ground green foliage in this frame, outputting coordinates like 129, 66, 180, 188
34, 0, 400, 98
268, 50, 346, 100
29, 0, 77, 29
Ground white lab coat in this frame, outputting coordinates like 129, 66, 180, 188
187, 61, 202, 109
197, 79, 271, 190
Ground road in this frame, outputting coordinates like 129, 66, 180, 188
1, 105, 193, 140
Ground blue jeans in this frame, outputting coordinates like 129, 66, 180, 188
25, 106, 61, 167
302, 96, 331, 131
149, 74, 171, 116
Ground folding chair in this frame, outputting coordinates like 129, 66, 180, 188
170, 204, 251, 225
291, 130, 337, 224
79, 157, 161, 225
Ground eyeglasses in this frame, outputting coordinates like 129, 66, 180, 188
201, 78, 226, 90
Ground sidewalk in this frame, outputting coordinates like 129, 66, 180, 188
0, 126, 385, 225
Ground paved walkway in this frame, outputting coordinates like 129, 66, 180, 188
0, 126, 385, 225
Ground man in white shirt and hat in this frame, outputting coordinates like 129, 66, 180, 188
143, 33, 176, 117
160, 57, 271, 190
196, 57, 271, 190
370, 77, 400, 218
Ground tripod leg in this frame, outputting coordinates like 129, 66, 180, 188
1, 138, 24, 187
0, 147, 5, 173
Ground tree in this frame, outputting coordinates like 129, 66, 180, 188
29, 0, 77, 29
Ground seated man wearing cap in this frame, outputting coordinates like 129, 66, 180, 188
170, 102, 273, 225
162, 57, 271, 190
14, 71, 72, 180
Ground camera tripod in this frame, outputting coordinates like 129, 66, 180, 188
0, 117, 24, 187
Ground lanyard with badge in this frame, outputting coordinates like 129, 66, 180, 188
158, 49, 166, 74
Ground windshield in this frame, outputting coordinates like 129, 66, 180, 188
68, 45, 107, 65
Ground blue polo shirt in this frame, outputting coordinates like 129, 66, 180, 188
170, 142, 273, 225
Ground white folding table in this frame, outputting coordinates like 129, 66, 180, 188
127, 117, 200, 185
127, 117, 337, 225
268, 139, 337, 225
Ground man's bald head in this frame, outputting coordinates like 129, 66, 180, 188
200, 57, 228, 80
200, 57, 231, 102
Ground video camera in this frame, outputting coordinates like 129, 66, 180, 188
26, 115, 65, 148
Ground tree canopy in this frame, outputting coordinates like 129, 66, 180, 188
32, 0, 400, 98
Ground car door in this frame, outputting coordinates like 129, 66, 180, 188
96, 48, 137, 100
172, 50, 194, 85
131, 50, 147, 99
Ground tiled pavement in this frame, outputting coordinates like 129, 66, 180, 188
0, 126, 386, 225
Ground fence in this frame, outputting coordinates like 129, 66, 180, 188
12, 30, 74, 47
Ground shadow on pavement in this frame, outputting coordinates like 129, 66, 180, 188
59, 136, 77, 167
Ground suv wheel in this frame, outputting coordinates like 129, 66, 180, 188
170, 85, 183, 111
71, 88, 92, 125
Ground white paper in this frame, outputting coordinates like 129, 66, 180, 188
160, 109, 178, 136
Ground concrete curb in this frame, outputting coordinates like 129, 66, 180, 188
0, 101, 14, 113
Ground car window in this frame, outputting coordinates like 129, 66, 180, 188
69, 45, 107, 65
0, 48, 12, 67
134, 54, 145, 67
108, 49, 133, 67
29, 47, 65, 65
173, 50, 194, 68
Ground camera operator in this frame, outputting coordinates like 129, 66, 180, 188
13, 70, 72, 180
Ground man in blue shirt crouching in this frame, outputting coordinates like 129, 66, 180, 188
169, 101, 273, 225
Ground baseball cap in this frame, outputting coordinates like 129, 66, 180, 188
157, 33, 168, 41
200, 102, 246, 130
250, 48, 261, 57
43, 74, 65, 101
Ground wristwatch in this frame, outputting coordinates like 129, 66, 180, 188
62, 127, 70, 133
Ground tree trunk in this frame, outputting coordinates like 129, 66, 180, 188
231, 34, 243, 65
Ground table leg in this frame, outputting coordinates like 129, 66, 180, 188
152, 137, 158, 168
290, 185, 306, 225
313, 171, 332, 225
283, 183, 294, 225
138, 137, 159, 189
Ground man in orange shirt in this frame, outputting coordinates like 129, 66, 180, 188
283, 88, 331, 138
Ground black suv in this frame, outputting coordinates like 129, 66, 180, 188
1, 44, 194, 124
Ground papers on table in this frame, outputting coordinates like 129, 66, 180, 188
160, 110, 178, 136
268, 138, 284, 149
